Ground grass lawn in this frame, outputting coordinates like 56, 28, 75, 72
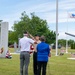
0, 48, 75, 75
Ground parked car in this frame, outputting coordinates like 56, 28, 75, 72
9, 44, 18, 48
52, 44, 61, 49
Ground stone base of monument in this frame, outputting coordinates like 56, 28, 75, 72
67, 53, 75, 60
15, 49, 20, 53
67, 58, 75, 60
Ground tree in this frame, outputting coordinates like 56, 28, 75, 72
58, 39, 75, 48
9, 11, 55, 44
71, 43, 74, 49
8, 31, 18, 45
68, 39, 74, 46
74, 42, 75, 49
58, 39, 66, 47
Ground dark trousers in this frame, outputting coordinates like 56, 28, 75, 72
33, 52, 37, 75
20, 51, 30, 75
37, 61, 47, 75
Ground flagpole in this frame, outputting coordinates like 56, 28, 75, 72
66, 11, 68, 53
56, 0, 58, 56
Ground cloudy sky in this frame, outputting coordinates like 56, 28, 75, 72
0, 0, 75, 40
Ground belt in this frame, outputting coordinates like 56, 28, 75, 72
21, 51, 29, 53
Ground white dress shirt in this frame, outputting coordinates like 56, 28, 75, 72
19, 36, 34, 52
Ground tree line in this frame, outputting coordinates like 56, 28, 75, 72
58, 39, 75, 47
8, 11, 75, 49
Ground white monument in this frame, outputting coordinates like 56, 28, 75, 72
14, 42, 17, 52
0, 22, 8, 58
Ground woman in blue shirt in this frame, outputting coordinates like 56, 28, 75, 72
37, 36, 50, 75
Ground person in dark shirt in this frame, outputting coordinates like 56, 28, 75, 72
37, 36, 50, 75
33, 34, 41, 75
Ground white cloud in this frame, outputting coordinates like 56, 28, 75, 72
58, 32, 66, 39
1, 12, 21, 30
26, 2, 56, 13
25, 0, 75, 24
59, 0, 75, 4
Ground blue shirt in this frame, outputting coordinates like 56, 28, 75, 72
37, 42, 50, 62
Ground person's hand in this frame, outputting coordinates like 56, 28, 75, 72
34, 41, 37, 44
29, 50, 35, 54
49, 53, 51, 57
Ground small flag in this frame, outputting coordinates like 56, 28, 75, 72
69, 13, 75, 18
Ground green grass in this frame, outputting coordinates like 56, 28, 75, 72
0, 48, 75, 75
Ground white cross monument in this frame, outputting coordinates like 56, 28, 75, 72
0, 22, 8, 58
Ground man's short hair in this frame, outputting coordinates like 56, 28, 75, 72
35, 34, 40, 37
23, 31, 28, 36
23, 31, 28, 34
40, 35, 46, 42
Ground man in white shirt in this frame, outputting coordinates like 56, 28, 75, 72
19, 31, 34, 75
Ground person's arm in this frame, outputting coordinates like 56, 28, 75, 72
19, 40, 21, 50
32, 43, 36, 52
48, 45, 51, 57
36, 45, 38, 52
27, 32, 34, 40
29, 38, 35, 52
